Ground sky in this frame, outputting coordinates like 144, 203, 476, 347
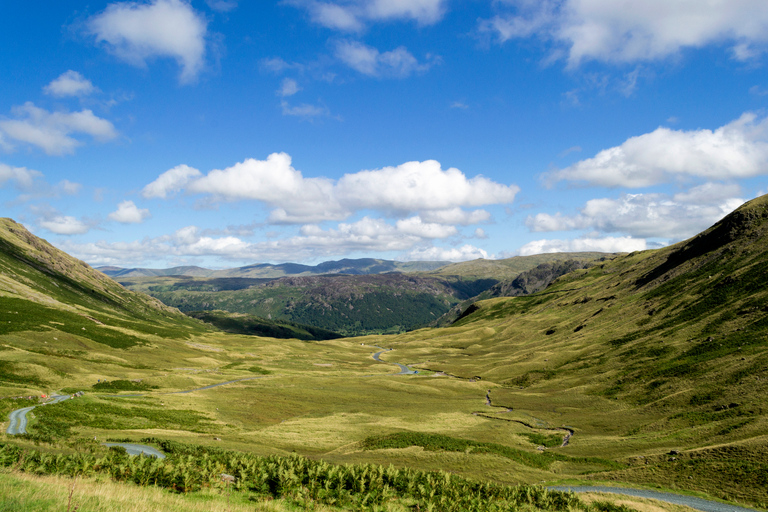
2, 0, 768, 269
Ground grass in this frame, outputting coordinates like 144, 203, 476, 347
4, 202, 768, 509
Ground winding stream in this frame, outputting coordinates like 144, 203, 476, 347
548, 486, 759, 512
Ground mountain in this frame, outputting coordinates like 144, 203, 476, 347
98, 258, 450, 279
386, 196, 768, 503
111, 253, 612, 336
0, 218, 204, 349
117, 273, 490, 336
432, 258, 601, 326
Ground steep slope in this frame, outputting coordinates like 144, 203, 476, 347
399, 196, 768, 405
425, 252, 611, 280
386, 196, 768, 502
0, 218, 208, 385
432, 259, 601, 326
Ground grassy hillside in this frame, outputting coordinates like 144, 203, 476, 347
3, 205, 768, 510
375, 195, 768, 505
425, 253, 612, 280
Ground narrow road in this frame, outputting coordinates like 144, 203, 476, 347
102, 442, 166, 459
548, 486, 759, 512
5, 395, 70, 435
5, 376, 267, 436
372, 348, 417, 375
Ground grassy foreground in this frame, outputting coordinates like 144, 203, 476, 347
0, 439, 594, 512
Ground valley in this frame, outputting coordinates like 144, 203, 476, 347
2, 196, 768, 511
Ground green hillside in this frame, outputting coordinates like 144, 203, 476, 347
2, 204, 768, 510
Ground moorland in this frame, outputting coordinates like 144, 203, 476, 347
1, 195, 767, 511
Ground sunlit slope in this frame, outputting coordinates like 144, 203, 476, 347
0, 218, 216, 394
393, 195, 768, 439
0, 218, 203, 340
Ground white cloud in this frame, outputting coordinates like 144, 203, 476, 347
39, 216, 91, 235
57, 179, 82, 195
0, 163, 42, 190
547, 113, 768, 188
407, 244, 489, 262
278, 78, 301, 97
336, 160, 519, 213
482, 0, 768, 66
144, 154, 518, 226
142, 164, 202, 199
291, 0, 446, 31
518, 236, 647, 256
108, 200, 151, 223
526, 189, 744, 239
395, 217, 458, 238
43, 71, 97, 97
188, 153, 344, 222
280, 100, 330, 118
0, 102, 117, 156
420, 208, 491, 225
308, 2, 365, 31
335, 40, 435, 77
86, 0, 208, 84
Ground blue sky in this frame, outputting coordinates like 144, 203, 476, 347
2, 0, 768, 268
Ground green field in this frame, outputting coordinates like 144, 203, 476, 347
2, 198, 768, 511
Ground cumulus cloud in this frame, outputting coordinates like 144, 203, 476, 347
420, 208, 491, 225
395, 217, 458, 238
526, 189, 744, 239
290, 0, 446, 32
547, 113, 768, 188
142, 164, 201, 199
60, 212, 493, 267
335, 159, 519, 213
482, 0, 768, 66
108, 200, 151, 223
0, 102, 117, 156
39, 216, 91, 235
335, 40, 435, 77
407, 244, 489, 262
518, 236, 647, 256
280, 100, 330, 118
86, 0, 208, 84
0, 163, 42, 190
146, 154, 518, 226
59, 218, 415, 266
43, 71, 97, 97
187, 153, 344, 222
278, 78, 301, 97
57, 180, 82, 195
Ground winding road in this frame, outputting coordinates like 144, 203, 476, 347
101, 442, 166, 459
5, 395, 70, 435
371, 347, 418, 375
548, 486, 759, 512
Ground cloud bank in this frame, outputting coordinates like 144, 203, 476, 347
482, 0, 768, 66
547, 113, 768, 188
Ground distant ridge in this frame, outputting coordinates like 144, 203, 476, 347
98, 258, 450, 279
